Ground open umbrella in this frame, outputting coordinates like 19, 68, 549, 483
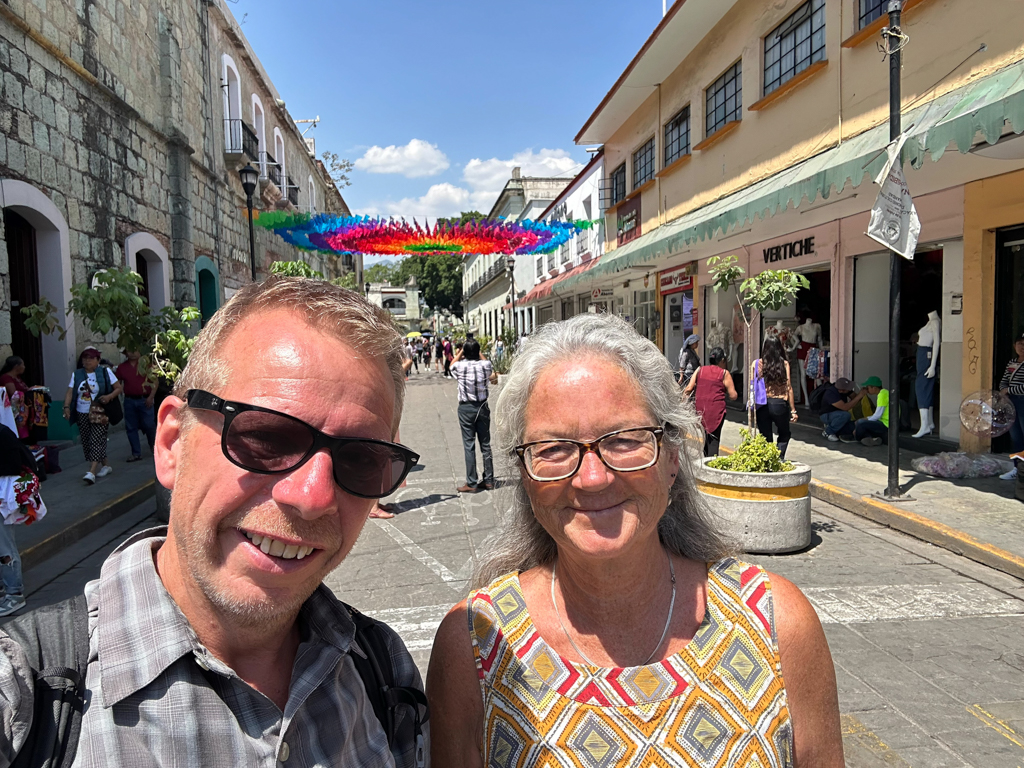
406, 331, 422, 338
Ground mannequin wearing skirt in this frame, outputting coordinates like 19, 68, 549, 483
913, 311, 941, 437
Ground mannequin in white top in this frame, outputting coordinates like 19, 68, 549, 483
913, 310, 942, 437
795, 317, 823, 406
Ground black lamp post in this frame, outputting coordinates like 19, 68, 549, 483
506, 255, 517, 339
238, 164, 259, 281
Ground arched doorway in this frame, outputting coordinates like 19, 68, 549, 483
194, 255, 220, 326
125, 232, 170, 312
1, 179, 75, 390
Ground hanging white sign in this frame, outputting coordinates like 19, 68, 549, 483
866, 133, 921, 260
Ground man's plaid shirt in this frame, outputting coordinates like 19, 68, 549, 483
0, 529, 426, 767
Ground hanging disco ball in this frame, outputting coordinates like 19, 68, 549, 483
959, 390, 1016, 438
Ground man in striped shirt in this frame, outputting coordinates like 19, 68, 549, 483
451, 339, 497, 493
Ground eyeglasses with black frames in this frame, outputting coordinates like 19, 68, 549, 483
186, 389, 419, 499
514, 426, 665, 482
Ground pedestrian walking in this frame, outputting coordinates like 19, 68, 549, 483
443, 337, 454, 378
493, 337, 504, 364
428, 313, 843, 767
115, 349, 156, 462
451, 339, 496, 493
0, 356, 32, 440
682, 346, 738, 456
750, 337, 798, 458
818, 377, 867, 442
404, 340, 418, 375
63, 346, 122, 484
0, 276, 427, 765
0, 423, 45, 617
434, 336, 444, 373
677, 333, 701, 388
999, 333, 1024, 480
853, 376, 890, 446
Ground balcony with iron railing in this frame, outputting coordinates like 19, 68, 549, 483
464, 260, 509, 299
259, 151, 284, 188
285, 176, 299, 206
224, 118, 259, 163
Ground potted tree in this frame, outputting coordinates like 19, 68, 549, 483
702, 256, 812, 553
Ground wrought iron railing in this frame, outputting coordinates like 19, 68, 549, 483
465, 260, 509, 298
224, 119, 259, 162
285, 176, 299, 206
259, 151, 283, 188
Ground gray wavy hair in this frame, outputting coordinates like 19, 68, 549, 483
475, 313, 734, 587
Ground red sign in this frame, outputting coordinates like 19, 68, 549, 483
659, 264, 694, 295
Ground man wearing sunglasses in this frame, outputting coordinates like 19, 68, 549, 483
0, 277, 428, 767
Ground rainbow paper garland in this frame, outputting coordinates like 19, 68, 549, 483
253, 213, 598, 257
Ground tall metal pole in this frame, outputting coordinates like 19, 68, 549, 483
885, 0, 904, 497
246, 194, 257, 281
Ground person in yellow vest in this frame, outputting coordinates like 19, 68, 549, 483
427, 313, 843, 768
853, 376, 890, 446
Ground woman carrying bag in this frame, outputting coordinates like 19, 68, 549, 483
0, 419, 46, 616
63, 346, 123, 485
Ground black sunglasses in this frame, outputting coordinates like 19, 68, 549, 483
186, 389, 419, 499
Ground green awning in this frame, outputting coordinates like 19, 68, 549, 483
562, 60, 1024, 289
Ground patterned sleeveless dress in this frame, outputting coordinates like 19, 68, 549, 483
467, 557, 794, 767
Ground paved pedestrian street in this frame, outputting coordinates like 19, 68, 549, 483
10, 373, 1024, 767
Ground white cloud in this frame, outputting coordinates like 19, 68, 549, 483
355, 183, 470, 220
462, 148, 581, 207
355, 147, 583, 220
354, 139, 450, 178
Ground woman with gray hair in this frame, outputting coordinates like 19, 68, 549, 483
427, 313, 842, 767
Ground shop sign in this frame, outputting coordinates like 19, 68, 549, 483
659, 263, 695, 295
763, 237, 815, 264
616, 196, 642, 246
591, 288, 614, 299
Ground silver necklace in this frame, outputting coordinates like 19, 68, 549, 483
550, 555, 676, 667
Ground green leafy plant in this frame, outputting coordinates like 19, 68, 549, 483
707, 429, 794, 473
708, 255, 809, 427
270, 260, 323, 278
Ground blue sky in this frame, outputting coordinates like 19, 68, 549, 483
235, 0, 667, 222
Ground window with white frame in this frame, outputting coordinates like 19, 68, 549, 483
632, 137, 655, 189
273, 128, 285, 186
705, 62, 742, 137
559, 239, 571, 265
252, 95, 267, 176
764, 0, 826, 96
577, 226, 590, 257
221, 55, 242, 152
308, 176, 317, 213
664, 106, 690, 166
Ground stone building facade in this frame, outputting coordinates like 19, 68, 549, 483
0, 0, 353, 391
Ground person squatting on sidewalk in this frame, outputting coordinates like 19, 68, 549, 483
0, 277, 428, 766
64, 346, 123, 484
116, 350, 157, 462
451, 339, 497, 493
819, 377, 867, 442
853, 376, 890, 446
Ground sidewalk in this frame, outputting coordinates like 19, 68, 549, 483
720, 414, 1024, 580
19, 430, 156, 571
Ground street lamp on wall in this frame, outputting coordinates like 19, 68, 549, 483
238, 164, 259, 281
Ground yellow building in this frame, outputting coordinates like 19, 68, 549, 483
561, 0, 1024, 450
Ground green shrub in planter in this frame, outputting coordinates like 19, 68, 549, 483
707, 429, 794, 473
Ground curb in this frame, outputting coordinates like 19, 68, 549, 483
21, 479, 157, 572
717, 445, 1024, 581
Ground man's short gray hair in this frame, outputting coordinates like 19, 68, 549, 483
476, 313, 733, 587
174, 276, 406, 433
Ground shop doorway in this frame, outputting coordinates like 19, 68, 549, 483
4, 209, 44, 385
853, 248, 944, 430
993, 225, 1024, 453
761, 266, 831, 405
198, 268, 218, 326
663, 290, 694, 373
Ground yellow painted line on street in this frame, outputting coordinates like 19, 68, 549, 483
840, 714, 912, 766
968, 705, 1024, 751
20, 479, 157, 563
696, 481, 809, 501
717, 443, 1024, 581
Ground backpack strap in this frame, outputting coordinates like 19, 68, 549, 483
345, 603, 428, 768
4, 594, 90, 768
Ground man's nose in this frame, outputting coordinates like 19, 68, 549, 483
272, 449, 339, 519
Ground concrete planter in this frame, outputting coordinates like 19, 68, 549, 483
695, 458, 812, 554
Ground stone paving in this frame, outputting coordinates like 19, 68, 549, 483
8, 371, 1024, 766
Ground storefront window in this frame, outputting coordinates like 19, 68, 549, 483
632, 289, 657, 342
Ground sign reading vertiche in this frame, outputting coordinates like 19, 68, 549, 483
763, 237, 814, 264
